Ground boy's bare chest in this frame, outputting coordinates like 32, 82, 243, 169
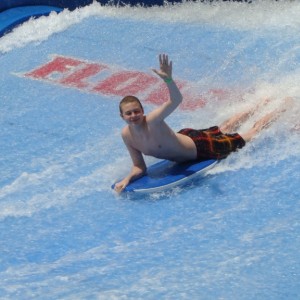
133, 133, 163, 155
130, 127, 167, 155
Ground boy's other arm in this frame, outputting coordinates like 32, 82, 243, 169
114, 132, 146, 193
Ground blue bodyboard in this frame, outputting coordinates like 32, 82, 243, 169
112, 159, 218, 193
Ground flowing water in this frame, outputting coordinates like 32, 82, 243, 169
0, 1, 299, 299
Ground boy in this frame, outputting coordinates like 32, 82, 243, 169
114, 54, 287, 193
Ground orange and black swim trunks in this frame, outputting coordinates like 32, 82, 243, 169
178, 126, 246, 160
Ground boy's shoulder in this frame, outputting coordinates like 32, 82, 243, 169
121, 125, 129, 137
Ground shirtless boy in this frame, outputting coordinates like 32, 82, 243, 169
114, 54, 287, 193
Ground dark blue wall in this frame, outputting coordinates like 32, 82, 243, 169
0, 1, 92, 12
0, 0, 254, 13
0, 0, 179, 12
0, 0, 254, 12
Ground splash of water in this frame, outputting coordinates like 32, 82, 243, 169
1, 0, 300, 53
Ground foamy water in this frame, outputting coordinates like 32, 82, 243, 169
0, 1, 299, 299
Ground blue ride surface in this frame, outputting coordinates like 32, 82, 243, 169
0, 1, 299, 299
113, 159, 218, 193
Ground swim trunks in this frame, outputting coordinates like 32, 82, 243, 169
178, 126, 246, 160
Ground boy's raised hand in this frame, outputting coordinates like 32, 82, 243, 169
152, 54, 172, 81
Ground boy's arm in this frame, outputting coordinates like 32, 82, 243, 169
148, 54, 183, 123
114, 134, 146, 193
147, 80, 183, 123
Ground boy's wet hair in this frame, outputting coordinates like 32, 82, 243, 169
119, 95, 144, 115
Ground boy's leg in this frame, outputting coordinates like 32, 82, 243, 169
220, 111, 254, 133
220, 98, 270, 133
240, 97, 292, 142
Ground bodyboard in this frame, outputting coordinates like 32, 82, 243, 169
112, 159, 218, 193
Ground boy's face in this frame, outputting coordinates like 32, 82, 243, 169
120, 102, 144, 125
